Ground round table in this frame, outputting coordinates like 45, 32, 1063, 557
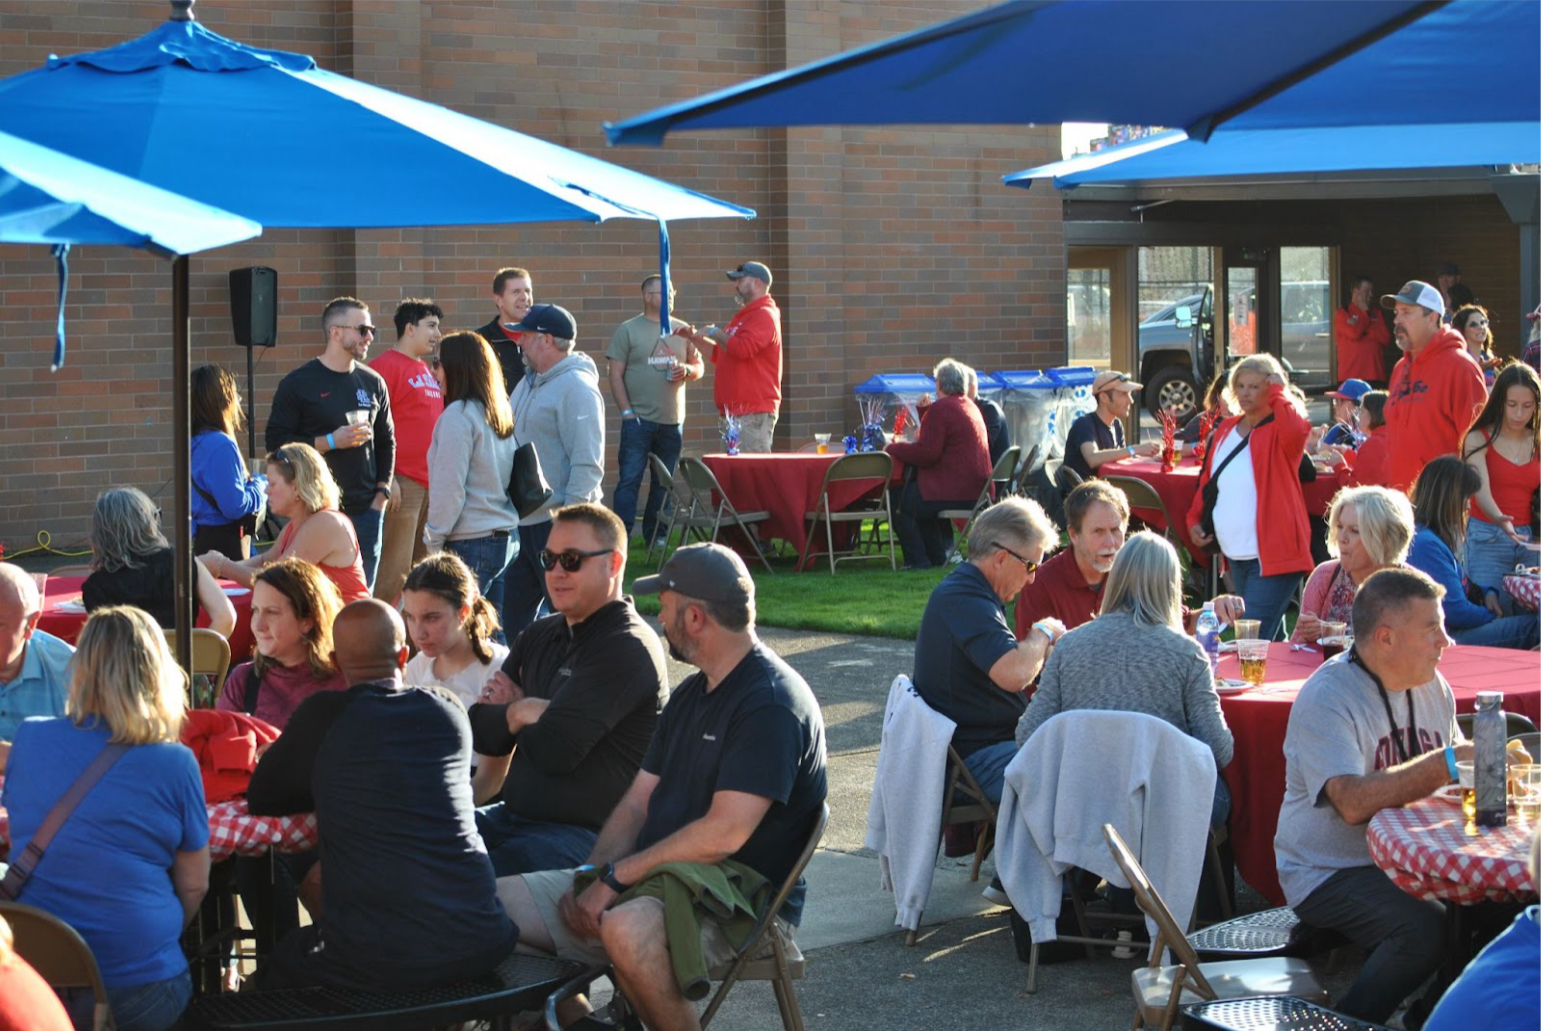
36, 574, 256, 664
1217, 642, 1541, 906
1368, 797, 1537, 905
1503, 573, 1540, 612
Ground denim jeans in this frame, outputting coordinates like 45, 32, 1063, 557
1453, 612, 1540, 649
501, 520, 553, 638
961, 739, 1018, 805
611, 418, 683, 544
1465, 518, 1532, 609
106, 969, 192, 1031
1224, 557, 1303, 642
446, 533, 517, 645
890, 481, 969, 569
475, 802, 598, 876
347, 505, 385, 592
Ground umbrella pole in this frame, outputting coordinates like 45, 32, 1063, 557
172, 255, 194, 677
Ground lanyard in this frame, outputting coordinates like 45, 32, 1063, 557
1350, 647, 1419, 763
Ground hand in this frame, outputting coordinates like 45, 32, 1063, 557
1499, 516, 1525, 546
558, 882, 615, 942
667, 365, 688, 382
1266, 372, 1286, 387
1212, 595, 1246, 626
333, 422, 371, 449
1484, 590, 1505, 618
1295, 611, 1323, 645
1316, 448, 1345, 467
1307, 425, 1326, 449
505, 696, 548, 734
370, 493, 388, 512
197, 551, 225, 575
1135, 441, 1160, 458
1189, 523, 1214, 549
1031, 618, 1068, 647
480, 671, 522, 705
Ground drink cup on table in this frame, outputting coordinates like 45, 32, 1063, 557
1512, 765, 1541, 824
31, 572, 47, 600
1233, 619, 1260, 642
815, 433, 831, 455
1237, 638, 1269, 686
1319, 622, 1348, 660
1458, 760, 1476, 823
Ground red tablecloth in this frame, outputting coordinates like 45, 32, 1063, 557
700, 452, 891, 568
1368, 797, 1536, 905
1504, 573, 1540, 612
36, 574, 256, 664
1103, 456, 1343, 565
1217, 643, 1541, 905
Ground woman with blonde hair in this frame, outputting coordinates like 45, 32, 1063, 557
190, 364, 267, 560
1292, 486, 1416, 644
83, 486, 236, 638
1187, 353, 1313, 640
0, 606, 209, 1031
200, 442, 369, 603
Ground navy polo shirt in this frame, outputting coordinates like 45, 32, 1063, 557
912, 562, 1022, 758
1063, 410, 1124, 483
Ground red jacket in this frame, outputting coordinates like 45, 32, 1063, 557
1186, 384, 1313, 578
180, 707, 281, 805
710, 294, 782, 415
1384, 327, 1487, 493
1333, 304, 1390, 383
885, 394, 991, 502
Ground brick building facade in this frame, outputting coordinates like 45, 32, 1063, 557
0, 0, 1063, 548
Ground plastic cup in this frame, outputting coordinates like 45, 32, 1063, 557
346, 409, 370, 427
814, 432, 831, 455
1237, 638, 1269, 685
1513, 765, 1541, 824
1319, 622, 1348, 660
1233, 619, 1260, 641
31, 572, 47, 601
1457, 761, 1476, 822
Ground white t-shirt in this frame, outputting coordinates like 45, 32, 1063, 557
404, 642, 510, 713
1209, 425, 1260, 561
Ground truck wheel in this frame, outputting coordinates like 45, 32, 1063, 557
1147, 366, 1198, 420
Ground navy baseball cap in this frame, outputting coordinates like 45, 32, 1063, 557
1325, 379, 1372, 402
504, 303, 576, 341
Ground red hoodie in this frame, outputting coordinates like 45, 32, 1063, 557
710, 294, 782, 415
1384, 327, 1486, 493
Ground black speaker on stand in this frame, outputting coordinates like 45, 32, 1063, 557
229, 266, 278, 459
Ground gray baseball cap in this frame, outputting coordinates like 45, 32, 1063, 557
633, 543, 753, 605
726, 261, 772, 287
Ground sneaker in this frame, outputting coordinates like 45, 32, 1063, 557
1110, 929, 1139, 960
981, 875, 1009, 906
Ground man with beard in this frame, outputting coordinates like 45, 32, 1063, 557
684, 261, 782, 453
494, 543, 827, 1031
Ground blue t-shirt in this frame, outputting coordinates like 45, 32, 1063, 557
1, 717, 207, 987
912, 562, 1021, 758
1063, 410, 1123, 484
1424, 906, 1539, 1031
0, 630, 74, 741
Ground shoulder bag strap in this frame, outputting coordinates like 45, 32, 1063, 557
0, 743, 129, 900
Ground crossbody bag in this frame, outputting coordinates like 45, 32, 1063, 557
0, 743, 128, 900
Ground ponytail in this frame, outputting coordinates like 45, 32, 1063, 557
465, 596, 502, 665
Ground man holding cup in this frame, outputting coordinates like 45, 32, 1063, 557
266, 296, 396, 590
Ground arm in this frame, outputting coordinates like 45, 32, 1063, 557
194, 558, 237, 638
1267, 380, 1310, 454
679, 336, 704, 382
511, 641, 662, 776
371, 387, 395, 511
173, 847, 211, 927
264, 375, 301, 452
716, 309, 778, 357
607, 357, 636, 420
885, 401, 951, 469
1180, 657, 1234, 768
1463, 432, 1519, 536
1292, 563, 1333, 644
559, 386, 606, 504
471, 750, 513, 806
1323, 743, 1472, 826
247, 692, 349, 815
1015, 644, 1064, 745
987, 623, 1058, 692
1408, 533, 1494, 629
198, 435, 266, 522
423, 410, 471, 550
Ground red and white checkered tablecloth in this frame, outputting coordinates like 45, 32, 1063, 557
207, 799, 318, 862
1367, 797, 1537, 905
1503, 574, 1540, 612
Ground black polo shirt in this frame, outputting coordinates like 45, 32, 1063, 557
1063, 409, 1124, 484
912, 562, 1022, 758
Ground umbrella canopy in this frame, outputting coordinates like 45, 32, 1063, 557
1005, 122, 1541, 190
0, 128, 260, 253
606, 0, 1537, 146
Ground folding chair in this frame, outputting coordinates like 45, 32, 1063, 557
165, 628, 231, 707
44, 563, 93, 578
1008, 444, 1041, 497
1456, 711, 1538, 741
675, 457, 775, 573
1104, 474, 1186, 553
544, 803, 831, 1031
939, 445, 1020, 559
1183, 996, 1393, 1031
643, 453, 687, 566
1102, 824, 1327, 1031
1, 902, 113, 1031
904, 744, 998, 946
798, 452, 896, 573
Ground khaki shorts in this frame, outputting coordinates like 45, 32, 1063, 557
517, 867, 794, 970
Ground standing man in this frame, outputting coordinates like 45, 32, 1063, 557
1275, 568, 1466, 1025
1062, 371, 1157, 484
369, 298, 443, 604
502, 304, 605, 636
266, 297, 396, 590
607, 275, 703, 546
477, 266, 534, 397
1380, 281, 1486, 493
1333, 276, 1391, 387
686, 261, 782, 453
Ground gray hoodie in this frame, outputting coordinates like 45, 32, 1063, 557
424, 399, 518, 548
510, 350, 605, 526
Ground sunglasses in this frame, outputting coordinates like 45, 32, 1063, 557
344, 324, 376, 337
998, 545, 1040, 576
538, 548, 614, 572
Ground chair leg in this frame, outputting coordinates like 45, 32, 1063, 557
1026, 941, 1039, 994
771, 974, 805, 1031
1204, 832, 1235, 921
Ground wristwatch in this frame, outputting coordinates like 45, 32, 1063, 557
600, 862, 631, 894
375, 483, 392, 500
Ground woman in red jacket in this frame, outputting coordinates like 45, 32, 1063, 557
1187, 355, 1313, 640
885, 359, 992, 569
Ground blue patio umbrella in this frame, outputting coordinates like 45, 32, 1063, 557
606, 0, 1537, 145
0, 2, 753, 663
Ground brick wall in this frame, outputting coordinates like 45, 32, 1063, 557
0, 0, 1062, 548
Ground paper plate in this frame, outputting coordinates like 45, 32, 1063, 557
1431, 785, 1464, 805
1215, 679, 1251, 695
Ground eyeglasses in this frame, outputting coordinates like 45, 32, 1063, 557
537, 548, 615, 572
343, 324, 376, 337
997, 545, 1039, 576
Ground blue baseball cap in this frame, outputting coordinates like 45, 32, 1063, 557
503, 303, 576, 342
1326, 379, 1372, 402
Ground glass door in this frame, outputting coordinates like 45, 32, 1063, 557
1222, 248, 1268, 379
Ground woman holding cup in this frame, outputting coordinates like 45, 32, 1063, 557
1292, 486, 1416, 646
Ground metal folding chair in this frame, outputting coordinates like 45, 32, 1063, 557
643, 453, 686, 566
675, 457, 775, 573
0, 902, 112, 1031
798, 452, 896, 573
1104, 474, 1187, 553
165, 627, 232, 707
903, 744, 998, 946
1008, 444, 1041, 497
938, 445, 1020, 559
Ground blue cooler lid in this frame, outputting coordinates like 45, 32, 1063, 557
1045, 366, 1098, 387
975, 372, 1008, 393
995, 370, 1053, 390
853, 373, 937, 394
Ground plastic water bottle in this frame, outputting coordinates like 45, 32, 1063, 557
1473, 691, 1508, 828
1196, 602, 1222, 677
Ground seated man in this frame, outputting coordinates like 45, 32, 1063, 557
467, 503, 669, 875
1014, 481, 1243, 639
248, 599, 518, 992
1062, 370, 1157, 484
0, 564, 73, 769
497, 544, 827, 1031
1276, 568, 1469, 1026
913, 497, 1063, 804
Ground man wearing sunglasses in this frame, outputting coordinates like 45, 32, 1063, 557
266, 296, 397, 591
466, 503, 667, 877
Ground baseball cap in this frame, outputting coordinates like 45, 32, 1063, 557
726, 261, 773, 287
633, 543, 753, 606
1325, 378, 1372, 402
503, 303, 577, 341
1092, 371, 1141, 394
1380, 281, 1444, 318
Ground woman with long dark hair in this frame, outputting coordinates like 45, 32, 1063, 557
1451, 304, 1502, 388
1462, 362, 1541, 605
424, 332, 519, 633
1407, 455, 1539, 649
190, 365, 267, 561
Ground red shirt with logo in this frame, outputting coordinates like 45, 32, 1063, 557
370, 349, 443, 486
1384, 327, 1486, 493
710, 294, 782, 415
